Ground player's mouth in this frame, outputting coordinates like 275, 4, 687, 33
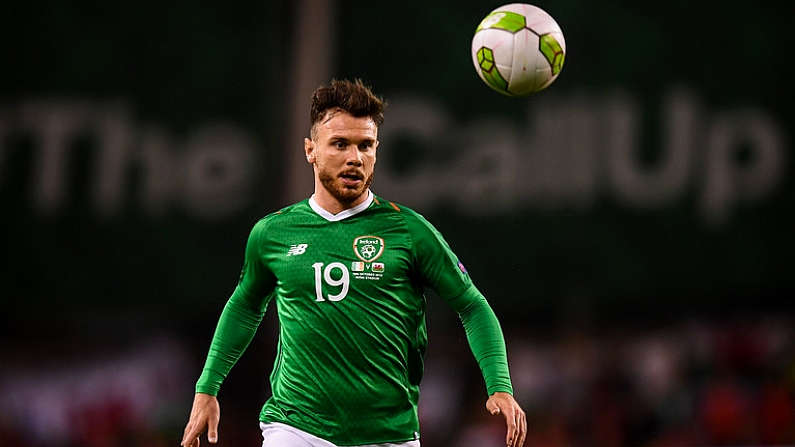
339, 171, 364, 187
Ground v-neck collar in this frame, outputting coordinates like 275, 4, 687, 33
308, 190, 373, 222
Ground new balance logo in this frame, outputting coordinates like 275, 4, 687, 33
287, 244, 308, 256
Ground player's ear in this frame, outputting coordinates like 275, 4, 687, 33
305, 138, 315, 163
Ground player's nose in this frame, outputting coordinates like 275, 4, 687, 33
346, 147, 363, 167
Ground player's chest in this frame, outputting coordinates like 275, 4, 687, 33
263, 218, 413, 297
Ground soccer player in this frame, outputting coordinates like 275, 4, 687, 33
181, 78, 526, 447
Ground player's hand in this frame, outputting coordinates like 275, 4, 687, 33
486, 391, 526, 447
181, 393, 220, 447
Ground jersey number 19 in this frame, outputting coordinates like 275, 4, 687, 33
312, 262, 350, 302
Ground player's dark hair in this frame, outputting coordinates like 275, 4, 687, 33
309, 78, 387, 138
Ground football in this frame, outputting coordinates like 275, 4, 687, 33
471, 3, 566, 97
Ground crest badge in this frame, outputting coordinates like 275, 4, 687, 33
353, 235, 385, 262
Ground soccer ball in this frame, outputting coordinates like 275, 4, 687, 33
471, 3, 566, 97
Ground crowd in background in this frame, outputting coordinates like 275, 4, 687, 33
1, 313, 793, 447
437, 314, 795, 447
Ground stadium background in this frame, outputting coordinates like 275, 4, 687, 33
1, 0, 793, 446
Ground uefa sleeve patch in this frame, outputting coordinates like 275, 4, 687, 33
457, 261, 468, 274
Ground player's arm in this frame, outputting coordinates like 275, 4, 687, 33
194, 285, 272, 395
181, 283, 269, 447
406, 209, 526, 446
406, 210, 514, 393
447, 284, 513, 394
182, 220, 276, 446
448, 285, 526, 447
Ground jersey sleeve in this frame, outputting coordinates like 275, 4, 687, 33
404, 210, 472, 299
405, 210, 514, 396
195, 218, 277, 395
447, 284, 514, 395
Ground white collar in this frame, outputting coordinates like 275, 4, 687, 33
309, 190, 374, 222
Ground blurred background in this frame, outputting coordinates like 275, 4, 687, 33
1, 0, 793, 446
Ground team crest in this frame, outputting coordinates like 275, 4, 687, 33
353, 235, 385, 262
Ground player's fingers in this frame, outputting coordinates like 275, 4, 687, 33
181, 428, 198, 447
182, 417, 206, 447
504, 408, 518, 446
207, 413, 219, 444
180, 432, 199, 447
181, 422, 194, 446
516, 409, 527, 447
506, 406, 528, 447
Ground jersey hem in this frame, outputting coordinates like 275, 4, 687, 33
258, 417, 420, 446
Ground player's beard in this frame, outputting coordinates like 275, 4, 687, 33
318, 168, 373, 205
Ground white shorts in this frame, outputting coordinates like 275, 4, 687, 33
260, 422, 421, 447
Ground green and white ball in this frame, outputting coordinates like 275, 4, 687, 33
471, 3, 566, 97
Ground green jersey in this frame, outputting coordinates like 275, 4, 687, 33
196, 192, 513, 446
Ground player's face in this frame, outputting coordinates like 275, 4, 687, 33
306, 110, 378, 209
